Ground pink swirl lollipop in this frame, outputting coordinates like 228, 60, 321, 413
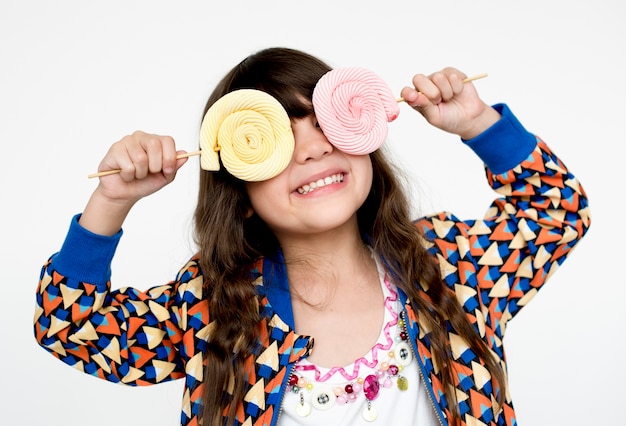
312, 67, 399, 155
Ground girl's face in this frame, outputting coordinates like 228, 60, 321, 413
246, 114, 373, 243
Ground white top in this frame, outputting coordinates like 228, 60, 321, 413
278, 261, 440, 425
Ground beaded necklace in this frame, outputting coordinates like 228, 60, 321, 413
286, 275, 413, 422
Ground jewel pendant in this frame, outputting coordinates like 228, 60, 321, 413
397, 376, 409, 391
363, 374, 380, 400
295, 392, 312, 417
296, 400, 312, 417
362, 402, 378, 422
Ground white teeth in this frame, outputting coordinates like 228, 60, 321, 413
297, 174, 344, 194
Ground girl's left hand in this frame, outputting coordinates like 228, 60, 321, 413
400, 67, 501, 140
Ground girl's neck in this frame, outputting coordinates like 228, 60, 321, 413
278, 222, 378, 305
283, 223, 384, 367
279, 220, 369, 268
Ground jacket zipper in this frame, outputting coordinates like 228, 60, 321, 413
274, 363, 296, 426
400, 309, 446, 426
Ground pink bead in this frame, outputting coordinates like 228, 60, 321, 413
352, 384, 362, 393
383, 378, 393, 388
363, 374, 380, 401
337, 395, 347, 404
348, 393, 358, 402
388, 365, 399, 376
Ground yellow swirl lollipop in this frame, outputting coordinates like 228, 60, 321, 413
199, 89, 294, 182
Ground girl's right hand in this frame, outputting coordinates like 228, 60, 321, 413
95, 131, 188, 204
79, 131, 189, 236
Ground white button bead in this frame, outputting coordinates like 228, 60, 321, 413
310, 386, 336, 410
394, 341, 413, 367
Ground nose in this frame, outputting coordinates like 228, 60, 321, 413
291, 118, 334, 164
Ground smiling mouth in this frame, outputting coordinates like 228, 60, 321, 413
297, 173, 344, 194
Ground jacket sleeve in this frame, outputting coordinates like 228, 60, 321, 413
418, 104, 591, 339
33, 215, 207, 386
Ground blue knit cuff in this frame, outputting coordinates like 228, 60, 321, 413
462, 104, 538, 174
52, 214, 123, 286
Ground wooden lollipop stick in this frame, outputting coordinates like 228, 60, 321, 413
88, 150, 202, 179
88, 73, 487, 178
396, 73, 488, 103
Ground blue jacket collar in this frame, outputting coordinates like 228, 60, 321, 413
262, 250, 296, 329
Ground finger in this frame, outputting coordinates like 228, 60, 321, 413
412, 73, 442, 104
101, 137, 137, 181
140, 134, 179, 175
135, 133, 178, 178
146, 139, 164, 176
159, 136, 178, 175
171, 151, 190, 177
400, 86, 423, 107
140, 134, 169, 177
125, 132, 152, 179
400, 78, 436, 109
430, 71, 454, 102
441, 68, 467, 97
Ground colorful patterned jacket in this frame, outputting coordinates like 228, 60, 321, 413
34, 104, 590, 425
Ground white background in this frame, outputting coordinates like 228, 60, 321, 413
1, 1, 623, 425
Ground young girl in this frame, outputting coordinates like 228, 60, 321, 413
34, 47, 590, 426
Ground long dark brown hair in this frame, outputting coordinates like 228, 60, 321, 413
194, 47, 505, 425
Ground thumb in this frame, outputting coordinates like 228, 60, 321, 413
401, 86, 440, 121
